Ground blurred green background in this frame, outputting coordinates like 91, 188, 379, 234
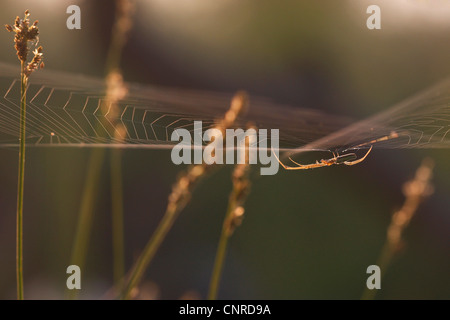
0, 0, 449, 299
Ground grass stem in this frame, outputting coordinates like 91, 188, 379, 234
122, 164, 210, 299
67, 0, 133, 299
361, 158, 434, 300
67, 148, 105, 299
6, 10, 44, 300
111, 147, 125, 288
208, 129, 253, 300
121, 92, 248, 299
208, 193, 237, 300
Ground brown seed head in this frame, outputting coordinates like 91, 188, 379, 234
25, 46, 44, 76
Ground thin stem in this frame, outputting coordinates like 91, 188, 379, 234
111, 148, 125, 289
67, 147, 105, 299
361, 159, 433, 300
121, 164, 210, 300
208, 128, 252, 300
67, 0, 133, 300
16, 61, 27, 300
121, 92, 247, 300
208, 192, 237, 300
121, 190, 190, 299
106, 0, 134, 294
361, 242, 395, 300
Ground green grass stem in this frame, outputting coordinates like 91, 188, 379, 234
16, 61, 27, 300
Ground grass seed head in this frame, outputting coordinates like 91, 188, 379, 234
5, 10, 43, 76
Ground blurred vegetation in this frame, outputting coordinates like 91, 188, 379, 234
0, 0, 449, 299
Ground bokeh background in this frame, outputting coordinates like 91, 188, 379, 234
0, 0, 449, 299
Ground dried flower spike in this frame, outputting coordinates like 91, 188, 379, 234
5, 9, 44, 300
5, 10, 43, 76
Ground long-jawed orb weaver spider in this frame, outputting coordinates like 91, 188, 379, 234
273, 131, 400, 170
274, 145, 373, 170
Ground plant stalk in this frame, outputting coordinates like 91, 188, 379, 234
121, 164, 211, 299
67, 147, 105, 299
361, 159, 433, 300
111, 148, 125, 288
121, 92, 247, 299
208, 193, 237, 300
122, 197, 185, 299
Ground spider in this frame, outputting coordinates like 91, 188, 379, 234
274, 145, 373, 170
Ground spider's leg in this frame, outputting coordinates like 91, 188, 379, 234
288, 156, 326, 169
272, 150, 306, 170
344, 145, 373, 166
272, 150, 329, 170
288, 157, 305, 167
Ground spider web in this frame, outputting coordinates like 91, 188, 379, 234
1, 62, 450, 155
0, 62, 352, 151
287, 75, 450, 157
